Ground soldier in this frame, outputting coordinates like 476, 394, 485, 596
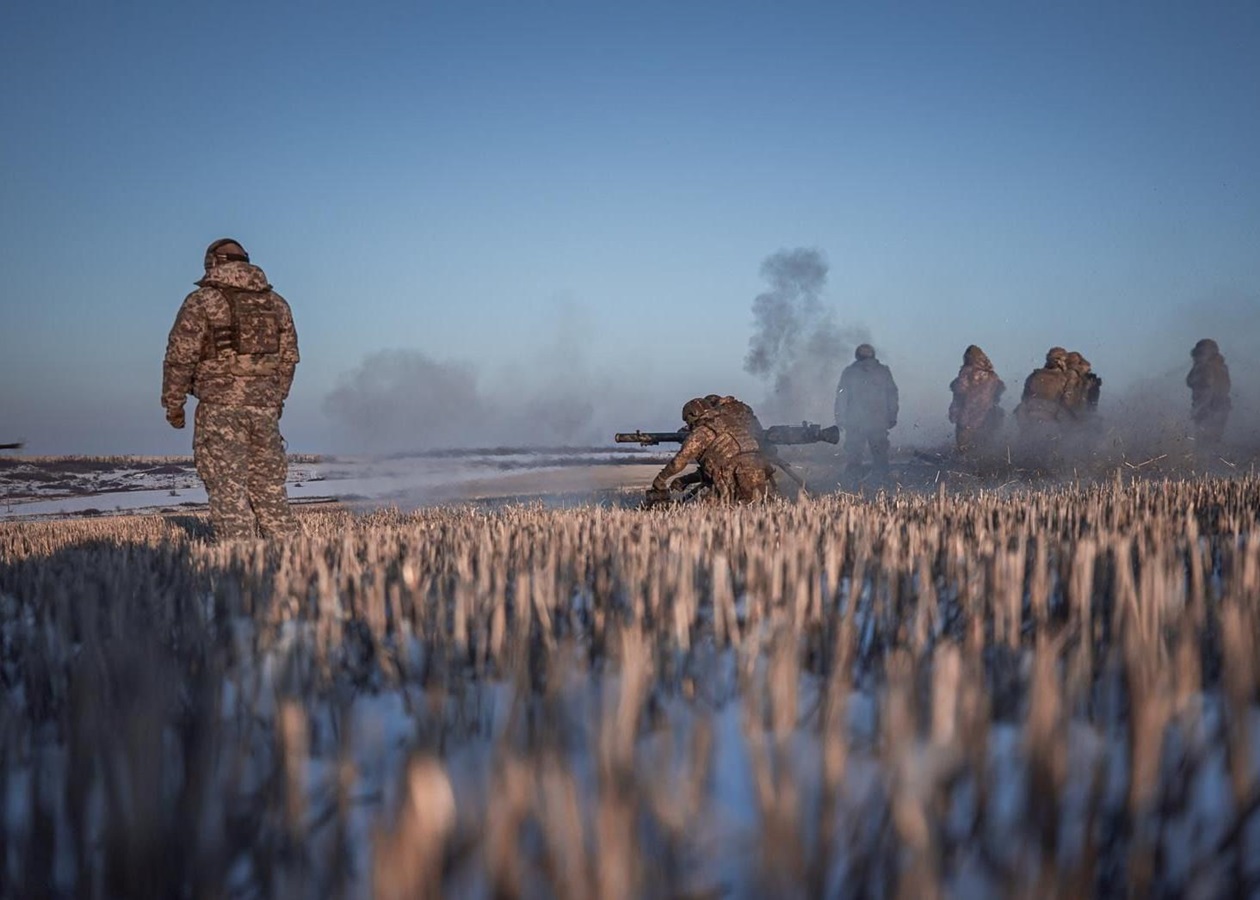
1013, 347, 1072, 470
947, 345, 1005, 456
1061, 351, 1102, 417
1187, 338, 1231, 446
834, 344, 899, 477
162, 238, 300, 540
648, 397, 776, 504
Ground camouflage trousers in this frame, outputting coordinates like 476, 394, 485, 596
1014, 419, 1063, 473
193, 402, 298, 540
1193, 411, 1228, 447
708, 458, 777, 503
844, 427, 890, 473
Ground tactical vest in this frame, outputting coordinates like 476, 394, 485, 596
203, 286, 284, 377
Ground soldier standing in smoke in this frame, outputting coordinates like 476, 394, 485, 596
834, 344, 899, 478
648, 397, 777, 504
1061, 351, 1103, 458
947, 345, 1005, 458
163, 238, 300, 540
1187, 338, 1231, 447
1061, 351, 1102, 417
1014, 347, 1071, 471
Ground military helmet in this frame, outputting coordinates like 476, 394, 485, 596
1192, 338, 1219, 359
204, 238, 249, 270
854, 343, 876, 361
681, 398, 710, 426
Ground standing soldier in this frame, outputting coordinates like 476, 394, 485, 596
648, 397, 776, 504
1187, 338, 1231, 447
947, 345, 1005, 456
1061, 351, 1102, 417
835, 344, 899, 478
1061, 351, 1103, 458
1014, 347, 1071, 470
162, 238, 300, 540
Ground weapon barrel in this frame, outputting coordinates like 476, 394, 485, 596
613, 430, 688, 446
764, 423, 841, 445
0, 442, 23, 451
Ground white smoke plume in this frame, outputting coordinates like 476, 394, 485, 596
744, 247, 869, 424
323, 349, 597, 452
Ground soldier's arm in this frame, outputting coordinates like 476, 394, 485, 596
886, 370, 900, 426
948, 377, 963, 424
274, 294, 300, 401
162, 293, 207, 409
652, 427, 714, 491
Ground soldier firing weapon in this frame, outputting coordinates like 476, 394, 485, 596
615, 421, 839, 495
615, 421, 840, 447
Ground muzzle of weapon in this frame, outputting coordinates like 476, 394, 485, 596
763, 422, 841, 445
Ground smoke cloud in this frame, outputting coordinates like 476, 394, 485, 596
744, 248, 869, 423
322, 349, 600, 452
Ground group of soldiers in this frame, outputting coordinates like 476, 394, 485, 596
648, 338, 1233, 504
945, 339, 1231, 469
162, 238, 1237, 534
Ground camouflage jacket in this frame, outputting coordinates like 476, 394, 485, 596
1015, 367, 1069, 422
835, 358, 899, 432
162, 261, 299, 409
712, 396, 767, 442
948, 362, 1005, 430
653, 408, 766, 489
1187, 355, 1231, 418
1062, 371, 1102, 416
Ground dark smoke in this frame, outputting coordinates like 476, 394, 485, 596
744, 248, 869, 423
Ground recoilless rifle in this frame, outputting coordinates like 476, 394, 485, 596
616, 421, 839, 505
614, 421, 840, 447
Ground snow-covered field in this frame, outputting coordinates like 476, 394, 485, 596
0, 448, 669, 518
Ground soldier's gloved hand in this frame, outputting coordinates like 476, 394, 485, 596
166, 405, 186, 429
645, 486, 671, 505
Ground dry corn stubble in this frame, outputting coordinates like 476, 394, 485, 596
1, 475, 1260, 896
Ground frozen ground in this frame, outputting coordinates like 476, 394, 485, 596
0, 448, 673, 519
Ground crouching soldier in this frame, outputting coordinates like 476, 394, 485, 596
647, 397, 777, 505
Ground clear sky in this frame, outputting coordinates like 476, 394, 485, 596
2, 1, 1258, 454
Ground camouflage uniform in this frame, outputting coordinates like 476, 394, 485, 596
1061, 352, 1102, 418
707, 393, 782, 484
1014, 347, 1071, 469
835, 345, 898, 475
1187, 338, 1230, 446
162, 239, 300, 540
947, 345, 1005, 455
651, 398, 776, 503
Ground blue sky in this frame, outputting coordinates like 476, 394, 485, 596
2, 1, 1258, 453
